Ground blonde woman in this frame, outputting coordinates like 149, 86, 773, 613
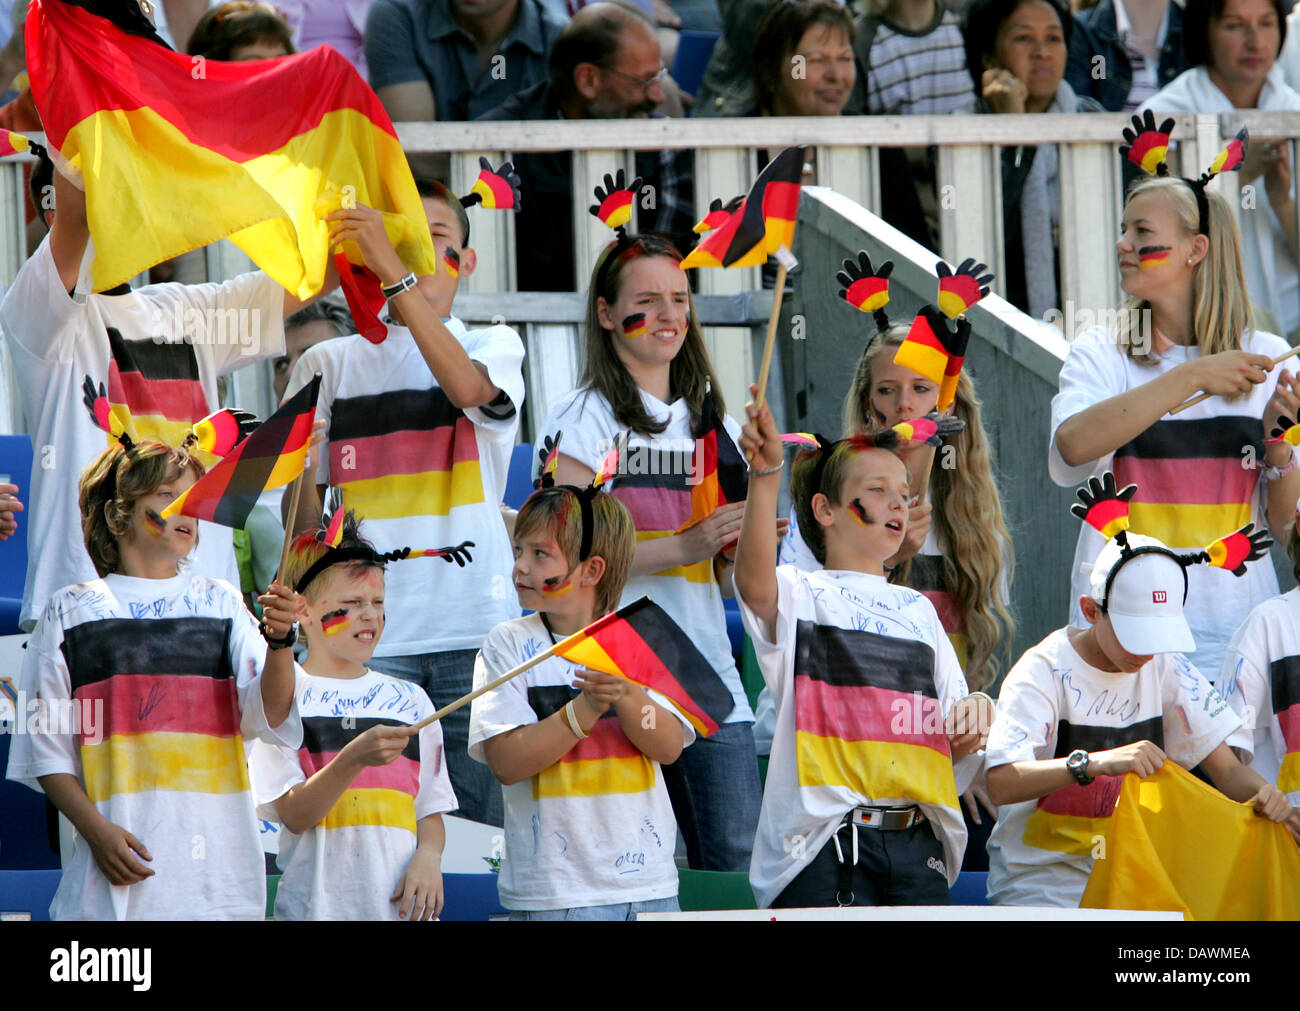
1051, 169, 1300, 681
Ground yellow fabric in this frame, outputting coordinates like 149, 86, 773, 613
82, 732, 249, 801
64, 106, 435, 296
321, 788, 416, 832
338, 459, 484, 521
533, 754, 656, 799
794, 732, 960, 809
1080, 762, 1300, 920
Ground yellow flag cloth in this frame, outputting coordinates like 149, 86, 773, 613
1081, 761, 1300, 920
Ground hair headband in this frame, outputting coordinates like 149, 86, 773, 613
801, 415, 959, 496
292, 537, 475, 595
1071, 471, 1271, 609
459, 158, 522, 211
1120, 112, 1248, 236
589, 170, 649, 297
534, 431, 621, 561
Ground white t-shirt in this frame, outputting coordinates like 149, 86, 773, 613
249, 666, 457, 920
287, 318, 524, 655
1219, 586, 1300, 805
537, 388, 753, 722
737, 566, 975, 908
985, 626, 1241, 907
5, 572, 300, 920
0, 236, 287, 630
1139, 69, 1300, 336
467, 614, 695, 910
1049, 327, 1295, 679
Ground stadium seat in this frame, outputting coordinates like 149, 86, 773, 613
723, 595, 744, 664
0, 869, 60, 920
672, 30, 720, 100
441, 872, 507, 921
677, 868, 756, 911
504, 442, 535, 510
949, 870, 990, 906
266, 873, 280, 918
0, 434, 33, 636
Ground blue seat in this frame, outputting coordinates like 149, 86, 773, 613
0, 869, 60, 920
0, 434, 33, 636
949, 870, 989, 906
504, 442, 535, 510
673, 30, 721, 100
441, 872, 506, 921
723, 595, 744, 662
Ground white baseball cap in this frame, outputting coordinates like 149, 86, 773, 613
1089, 534, 1195, 656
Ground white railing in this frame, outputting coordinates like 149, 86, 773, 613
3, 111, 1299, 435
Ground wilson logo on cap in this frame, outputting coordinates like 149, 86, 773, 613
1153, 590, 1167, 603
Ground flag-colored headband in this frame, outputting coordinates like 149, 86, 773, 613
590, 170, 648, 296
535, 431, 621, 561
1071, 471, 1271, 607
1120, 112, 1248, 236
460, 158, 522, 211
802, 415, 952, 496
292, 538, 475, 595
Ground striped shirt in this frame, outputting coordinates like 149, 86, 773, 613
865, 10, 975, 116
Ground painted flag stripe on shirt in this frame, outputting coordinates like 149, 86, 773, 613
1270, 657, 1300, 792
794, 678, 951, 755
793, 620, 938, 696
61, 617, 234, 692
321, 787, 417, 832
301, 716, 421, 762
527, 686, 655, 797
1023, 715, 1165, 855
82, 731, 249, 802
794, 733, 960, 808
300, 751, 421, 794
73, 674, 240, 739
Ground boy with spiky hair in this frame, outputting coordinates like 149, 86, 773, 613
469, 483, 696, 919
249, 512, 456, 920
734, 391, 989, 908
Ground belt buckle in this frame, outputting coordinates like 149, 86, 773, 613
852, 806, 921, 831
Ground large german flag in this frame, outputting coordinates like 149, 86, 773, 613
681, 147, 802, 269
552, 597, 733, 738
328, 387, 483, 521
1112, 416, 1263, 548
162, 375, 319, 526
792, 621, 957, 807
528, 685, 655, 798
104, 327, 220, 467
1022, 716, 1163, 856
62, 617, 248, 802
298, 717, 421, 832
26, 0, 436, 297
675, 393, 748, 534
1270, 655, 1300, 794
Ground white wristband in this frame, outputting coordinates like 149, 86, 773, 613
564, 699, 589, 739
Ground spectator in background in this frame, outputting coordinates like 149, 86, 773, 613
963, 0, 1102, 318
1140, 0, 1300, 340
1067, 0, 1186, 111
477, 3, 695, 290
365, 0, 566, 123
275, 297, 355, 401
186, 1, 296, 61
862, 0, 975, 116
277, 1, 376, 81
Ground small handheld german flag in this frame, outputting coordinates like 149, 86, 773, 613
681, 147, 803, 269
1202, 524, 1271, 577
1071, 472, 1137, 540
0, 127, 32, 158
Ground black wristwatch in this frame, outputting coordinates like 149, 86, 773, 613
1066, 748, 1094, 786
261, 621, 298, 651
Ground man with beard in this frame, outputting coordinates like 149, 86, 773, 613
477, 2, 695, 291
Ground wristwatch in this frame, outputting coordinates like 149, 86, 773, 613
1066, 749, 1094, 786
380, 271, 418, 299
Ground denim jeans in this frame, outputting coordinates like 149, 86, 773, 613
368, 649, 504, 828
661, 720, 761, 872
508, 896, 680, 921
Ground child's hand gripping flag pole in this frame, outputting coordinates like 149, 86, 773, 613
411, 597, 734, 735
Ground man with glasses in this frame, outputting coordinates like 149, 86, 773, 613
477, 2, 696, 290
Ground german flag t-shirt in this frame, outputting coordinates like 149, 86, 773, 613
468, 614, 696, 911
286, 318, 524, 655
5, 572, 300, 920
1049, 326, 1297, 680
249, 667, 457, 920
1220, 586, 1300, 806
985, 627, 1241, 908
736, 566, 977, 908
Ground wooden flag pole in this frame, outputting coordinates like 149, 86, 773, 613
1169, 344, 1300, 415
411, 643, 561, 730
753, 247, 797, 412
276, 470, 306, 583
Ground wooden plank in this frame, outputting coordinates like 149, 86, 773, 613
571, 149, 630, 290
936, 145, 1005, 296
451, 150, 514, 294
1057, 141, 1122, 324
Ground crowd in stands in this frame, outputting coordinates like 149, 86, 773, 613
1, 0, 1299, 921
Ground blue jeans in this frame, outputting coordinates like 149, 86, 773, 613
662, 720, 761, 872
369, 649, 504, 828
509, 896, 680, 921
